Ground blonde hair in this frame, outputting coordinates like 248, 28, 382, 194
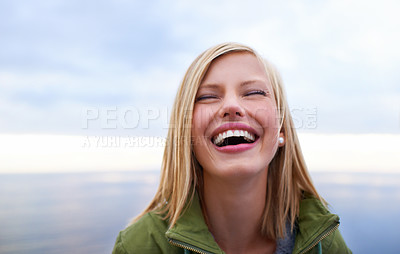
132, 42, 322, 239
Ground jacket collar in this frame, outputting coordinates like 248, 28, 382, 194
165, 193, 224, 253
166, 193, 339, 254
292, 194, 340, 254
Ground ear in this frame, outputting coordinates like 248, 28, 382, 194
278, 132, 286, 147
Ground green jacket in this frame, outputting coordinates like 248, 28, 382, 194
113, 194, 352, 254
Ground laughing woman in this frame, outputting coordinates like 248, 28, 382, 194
112, 43, 352, 254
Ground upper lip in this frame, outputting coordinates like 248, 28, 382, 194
210, 122, 259, 141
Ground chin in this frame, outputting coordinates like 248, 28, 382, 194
205, 160, 269, 179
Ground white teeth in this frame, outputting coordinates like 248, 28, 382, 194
213, 129, 255, 146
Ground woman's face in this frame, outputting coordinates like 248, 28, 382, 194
191, 52, 282, 179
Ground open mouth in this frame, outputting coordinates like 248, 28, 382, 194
212, 130, 257, 147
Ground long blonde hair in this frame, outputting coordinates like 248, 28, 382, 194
132, 42, 322, 239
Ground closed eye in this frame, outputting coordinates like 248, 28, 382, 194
245, 90, 267, 96
195, 95, 218, 102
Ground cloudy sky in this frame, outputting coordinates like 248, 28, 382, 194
0, 0, 399, 172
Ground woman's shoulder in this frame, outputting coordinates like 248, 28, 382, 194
294, 193, 352, 253
298, 192, 329, 217
112, 212, 182, 254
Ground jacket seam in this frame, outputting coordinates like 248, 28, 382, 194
148, 212, 169, 236
118, 232, 129, 254
324, 229, 335, 251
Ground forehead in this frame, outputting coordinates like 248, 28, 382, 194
200, 52, 269, 88
202, 52, 267, 82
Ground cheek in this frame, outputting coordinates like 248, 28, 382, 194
252, 106, 280, 130
192, 106, 218, 135
191, 108, 209, 168
191, 107, 204, 138
191, 106, 211, 148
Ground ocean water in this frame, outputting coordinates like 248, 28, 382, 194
0, 171, 399, 253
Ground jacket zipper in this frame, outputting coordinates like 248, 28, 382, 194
169, 222, 339, 254
299, 222, 340, 254
168, 238, 211, 254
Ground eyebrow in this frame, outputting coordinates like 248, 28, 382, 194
241, 79, 268, 86
198, 83, 221, 90
200, 79, 267, 89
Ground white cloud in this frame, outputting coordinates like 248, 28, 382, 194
0, 133, 398, 174
0, 134, 164, 173
0, 67, 180, 136
299, 133, 400, 172
315, 0, 400, 68
1, 0, 399, 134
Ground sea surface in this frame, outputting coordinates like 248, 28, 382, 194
0, 171, 399, 253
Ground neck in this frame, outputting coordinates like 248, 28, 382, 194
202, 169, 275, 254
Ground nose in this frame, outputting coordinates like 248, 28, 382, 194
218, 96, 245, 119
